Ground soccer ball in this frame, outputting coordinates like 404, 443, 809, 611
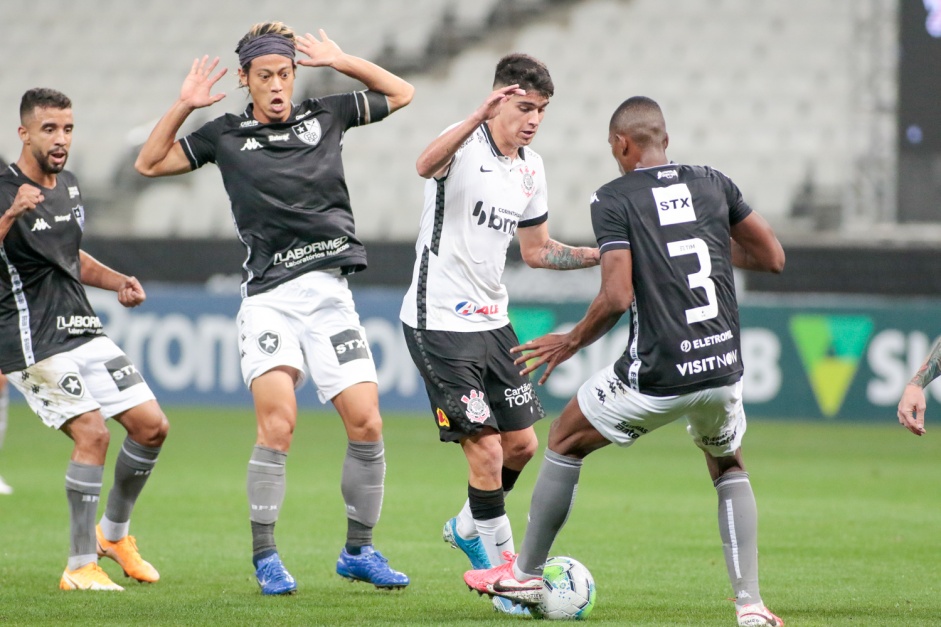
532, 556, 596, 620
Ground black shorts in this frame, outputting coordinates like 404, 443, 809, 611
403, 323, 545, 443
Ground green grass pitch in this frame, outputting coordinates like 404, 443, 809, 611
0, 404, 938, 626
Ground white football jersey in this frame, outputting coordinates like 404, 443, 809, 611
400, 121, 549, 331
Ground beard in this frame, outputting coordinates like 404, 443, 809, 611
36, 147, 68, 175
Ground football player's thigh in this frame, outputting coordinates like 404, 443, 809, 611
79, 337, 156, 416
7, 351, 99, 429
301, 303, 377, 403
238, 302, 305, 388
483, 327, 543, 432
685, 380, 746, 456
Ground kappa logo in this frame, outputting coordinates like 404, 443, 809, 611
790, 314, 874, 417
436, 408, 450, 429
257, 331, 281, 355
292, 118, 322, 146
240, 137, 264, 151
31, 218, 51, 231
461, 390, 490, 424
590, 192, 599, 204
58, 373, 85, 398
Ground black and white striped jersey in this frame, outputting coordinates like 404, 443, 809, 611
0, 165, 99, 371
400, 122, 549, 331
591, 163, 751, 396
182, 91, 390, 297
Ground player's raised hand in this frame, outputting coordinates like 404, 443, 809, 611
473, 85, 526, 123
6, 184, 44, 219
897, 383, 927, 436
296, 30, 343, 68
180, 56, 227, 109
117, 276, 146, 308
511, 332, 579, 385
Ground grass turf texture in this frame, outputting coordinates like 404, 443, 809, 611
0, 404, 938, 626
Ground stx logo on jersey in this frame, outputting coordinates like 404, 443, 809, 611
651, 183, 696, 226
257, 331, 281, 355
461, 389, 490, 424
31, 218, 51, 231
57, 315, 103, 335
292, 118, 322, 146
436, 408, 450, 429
472, 201, 518, 235
240, 138, 264, 151
331, 329, 370, 364
58, 373, 85, 398
105, 356, 144, 392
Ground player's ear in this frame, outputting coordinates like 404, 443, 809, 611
17, 125, 28, 144
662, 132, 669, 150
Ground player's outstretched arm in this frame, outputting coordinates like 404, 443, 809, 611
897, 338, 941, 436
518, 222, 599, 270
296, 30, 414, 112
136, 56, 227, 177
0, 184, 43, 243
730, 212, 785, 273
416, 85, 524, 179
512, 249, 633, 384
78, 251, 146, 308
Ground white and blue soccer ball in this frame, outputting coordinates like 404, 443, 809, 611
533, 556, 596, 620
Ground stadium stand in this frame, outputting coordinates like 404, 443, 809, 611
0, 0, 860, 242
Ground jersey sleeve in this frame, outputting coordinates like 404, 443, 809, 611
519, 159, 549, 227
718, 171, 754, 225
590, 187, 631, 253
180, 116, 225, 169
320, 91, 391, 130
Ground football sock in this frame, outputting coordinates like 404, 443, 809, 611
0, 383, 8, 450
65, 461, 103, 571
341, 440, 384, 547
101, 436, 161, 541
501, 465, 522, 493
455, 498, 477, 538
516, 449, 582, 578
468, 485, 512, 566
716, 471, 763, 608
247, 445, 286, 558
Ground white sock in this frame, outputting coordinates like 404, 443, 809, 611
456, 499, 477, 538
99, 514, 130, 542
475, 514, 514, 566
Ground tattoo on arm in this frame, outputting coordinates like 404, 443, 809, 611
911, 338, 941, 388
539, 240, 597, 270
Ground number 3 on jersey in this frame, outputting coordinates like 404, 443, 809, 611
667, 237, 718, 324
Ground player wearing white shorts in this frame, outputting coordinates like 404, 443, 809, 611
135, 22, 414, 593
464, 97, 787, 627
0, 88, 169, 591
400, 54, 598, 615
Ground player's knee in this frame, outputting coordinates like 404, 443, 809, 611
71, 420, 111, 456
503, 432, 538, 466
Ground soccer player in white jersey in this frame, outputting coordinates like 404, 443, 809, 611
464, 96, 786, 627
0, 88, 170, 591
400, 54, 598, 615
135, 22, 414, 594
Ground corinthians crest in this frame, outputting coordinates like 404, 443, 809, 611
292, 118, 322, 146
520, 165, 536, 198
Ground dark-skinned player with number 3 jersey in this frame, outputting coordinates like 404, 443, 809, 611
0, 88, 170, 592
464, 96, 786, 627
135, 22, 414, 595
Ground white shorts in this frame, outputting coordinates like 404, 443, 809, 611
237, 269, 378, 404
6, 336, 156, 430
576, 364, 746, 457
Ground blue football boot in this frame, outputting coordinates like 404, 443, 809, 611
493, 595, 532, 616
336, 545, 409, 589
443, 517, 491, 569
254, 553, 297, 595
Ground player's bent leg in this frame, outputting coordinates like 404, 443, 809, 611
464, 552, 542, 605
331, 383, 408, 589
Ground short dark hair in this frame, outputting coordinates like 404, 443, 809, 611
493, 53, 554, 98
609, 96, 666, 148
20, 88, 72, 122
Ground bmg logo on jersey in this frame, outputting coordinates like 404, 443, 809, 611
472, 201, 518, 235
652, 183, 696, 226
331, 329, 370, 364
105, 355, 144, 392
